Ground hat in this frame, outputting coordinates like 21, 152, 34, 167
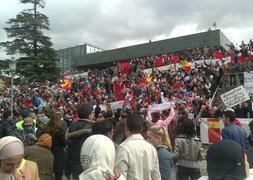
36, 133, 52, 149
207, 140, 246, 180
40, 116, 49, 125
23, 117, 34, 126
224, 107, 234, 112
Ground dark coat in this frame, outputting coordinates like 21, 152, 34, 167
24, 145, 54, 180
51, 128, 67, 173
67, 119, 92, 176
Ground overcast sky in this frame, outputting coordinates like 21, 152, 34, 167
0, 0, 253, 59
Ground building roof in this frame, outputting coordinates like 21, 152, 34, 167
73, 29, 231, 68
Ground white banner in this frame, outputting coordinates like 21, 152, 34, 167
142, 57, 231, 74
149, 102, 171, 112
220, 85, 250, 107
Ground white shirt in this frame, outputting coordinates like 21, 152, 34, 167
116, 134, 161, 180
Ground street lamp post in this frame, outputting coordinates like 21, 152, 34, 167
8, 57, 17, 118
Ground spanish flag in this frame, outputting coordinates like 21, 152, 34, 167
208, 118, 221, 144
146, 72, 153, 82
59, 75, 72, 90
181, 60, 192, 73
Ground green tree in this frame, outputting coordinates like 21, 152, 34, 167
0, 0, 59, 82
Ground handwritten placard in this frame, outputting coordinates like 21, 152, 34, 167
220, 85, 250, 107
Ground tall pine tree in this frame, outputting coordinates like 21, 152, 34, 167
0, 0, 59, 82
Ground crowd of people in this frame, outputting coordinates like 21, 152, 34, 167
0, 39, 253, 179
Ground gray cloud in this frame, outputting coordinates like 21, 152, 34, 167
1, 0, 253, 59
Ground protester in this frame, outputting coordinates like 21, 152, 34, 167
222, 109, 248, 150
0, 136, 40, 179
65, 103, 93, 180
79, 135, 124, 180
199, 140, 249, 180
24, 133, 54, 180
147, 125, 173, 180
0, 109, 13, 138
35, 116, 49, 138
92, 119, 115, 142
147, 106, 175, 126
12, 117, 37, 146
248, 120, 253, 149
45, 111, 67, 180
116, 112, 161, 180
173, 119, 204, 180
113, 120, 126, 145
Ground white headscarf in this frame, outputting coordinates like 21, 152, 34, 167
0, 136, 24, 160
0, 136, 24, 180
79, 135, 115, 180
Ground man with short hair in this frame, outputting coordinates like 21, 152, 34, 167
222, 109, 248, 150
65, 103, 93, 180
116, 112, 161, 180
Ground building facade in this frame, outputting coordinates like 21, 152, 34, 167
72, 30, 232, 70
57, 44, 104, 71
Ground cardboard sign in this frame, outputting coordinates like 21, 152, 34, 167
220, 85, 250, 107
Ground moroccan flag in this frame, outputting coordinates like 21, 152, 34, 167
208, 119, 221, 144
24, 99, 32, 109
213, 51, 223, 60
181, 60, 191, 73
230, 51, 236, 64
238, 54, 247, 63
154, 57, 164, 67
171, 55, 180, 64
113, 82, 125, 100
119, 62, 130, 76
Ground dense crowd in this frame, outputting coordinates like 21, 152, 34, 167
0, 40, 253, 180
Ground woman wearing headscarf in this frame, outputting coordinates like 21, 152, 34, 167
0, 136, 40, 180
79, 135, 125, 180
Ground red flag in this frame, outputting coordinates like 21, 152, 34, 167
238, 54, 246, 63
113, 81, 125, 100
119, 62, 130, 76
154, 57, 164, 67
229, 50, 236, 64
171, 55, 180, 64
213, 51, 223, 60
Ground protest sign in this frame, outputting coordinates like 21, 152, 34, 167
220, 85, 250, 107
244, 71, 253, 95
